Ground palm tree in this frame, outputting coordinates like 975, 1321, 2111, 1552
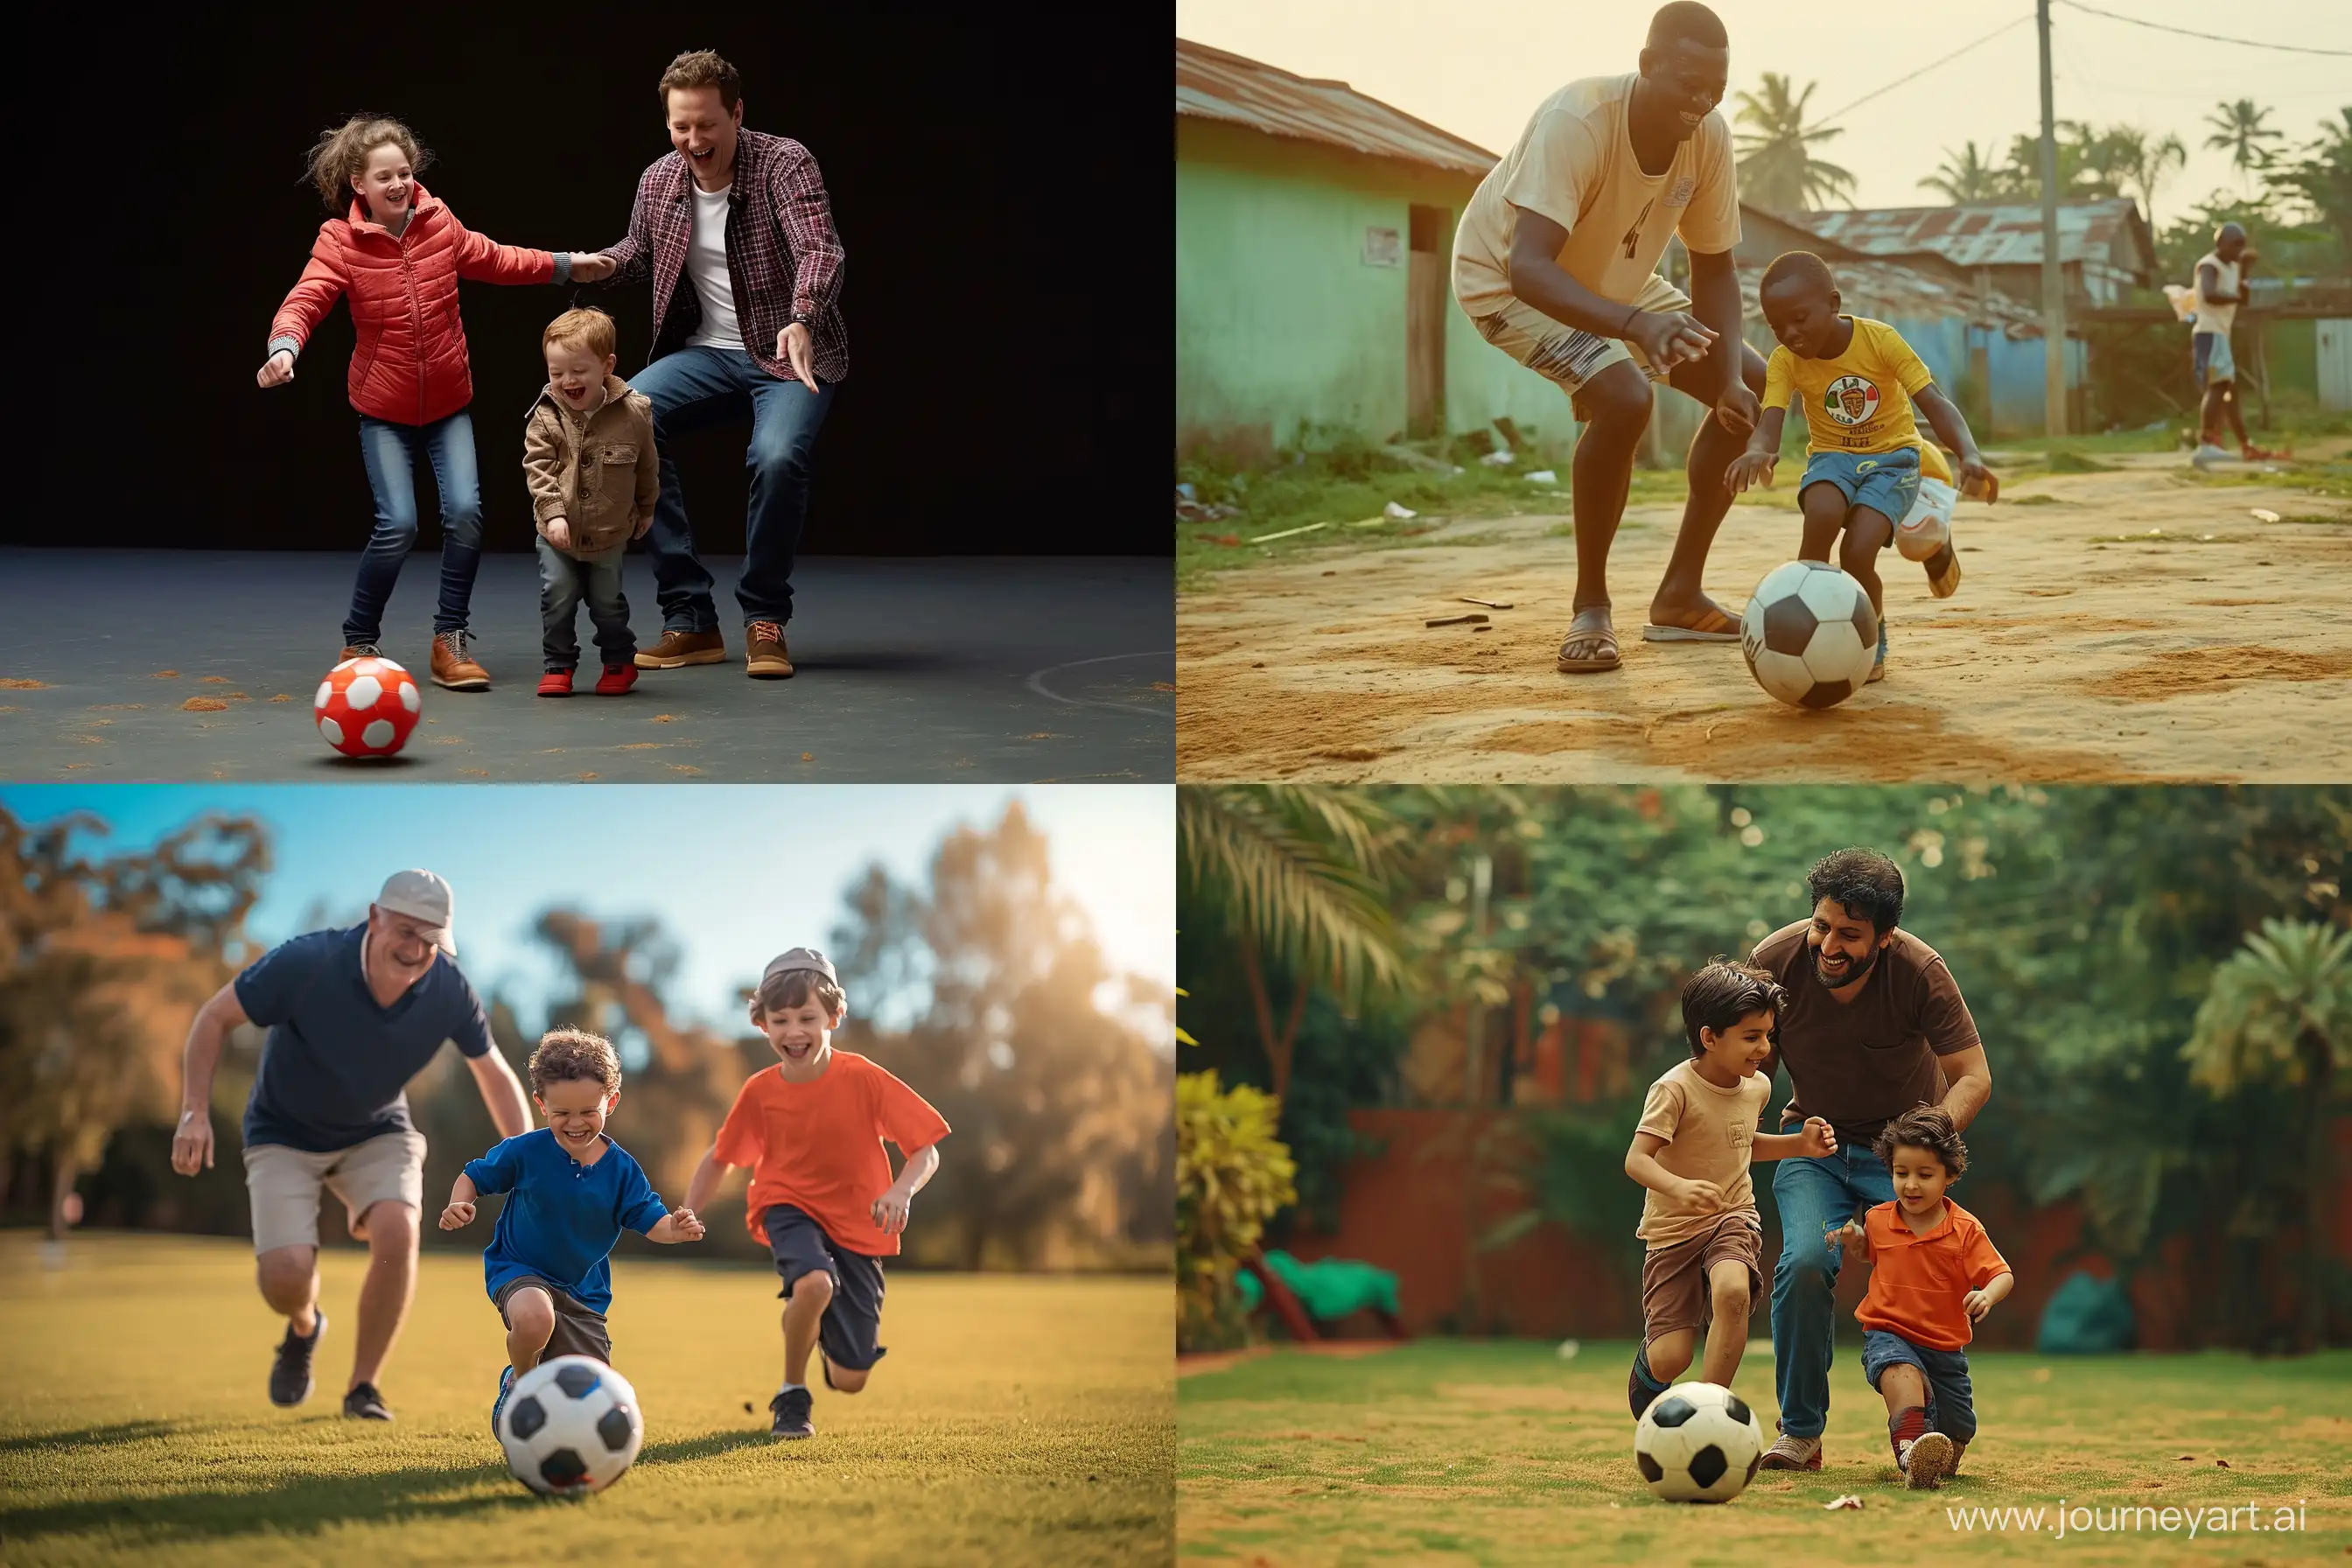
2204, 98, 2284, 191
2106, 125, 2188, 233
1918, 140, 2006, 203
2001, 122, 2124, 201
1732, 74, 1857, 215
2183, 918, 2352, 1354
1178, 786, 1410, 1100
2269, 107, 2352, 262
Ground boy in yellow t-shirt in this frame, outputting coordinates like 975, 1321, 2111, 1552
1726, 252, 1997, 682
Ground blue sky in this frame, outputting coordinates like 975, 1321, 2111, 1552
1, 785, 1173, 1030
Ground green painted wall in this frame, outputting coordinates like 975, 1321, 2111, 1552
1176, 117, 1572, 457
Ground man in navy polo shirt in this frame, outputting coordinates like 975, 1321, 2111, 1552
170, 870, 530, 1421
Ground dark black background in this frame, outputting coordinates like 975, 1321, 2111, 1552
29, 5, 1171, 556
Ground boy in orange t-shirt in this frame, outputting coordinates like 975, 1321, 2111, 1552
684, 948, 950, 1440
1834, 1103, 2013, 1490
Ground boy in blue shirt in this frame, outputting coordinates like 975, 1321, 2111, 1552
440, 1028, 704, 1431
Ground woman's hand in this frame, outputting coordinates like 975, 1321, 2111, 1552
257, 351, 295, 389
569, 252, 615, 284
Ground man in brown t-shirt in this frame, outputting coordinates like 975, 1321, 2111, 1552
1745, 848, 1992, 1472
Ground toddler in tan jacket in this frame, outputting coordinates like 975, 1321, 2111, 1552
524, 308, 659, 696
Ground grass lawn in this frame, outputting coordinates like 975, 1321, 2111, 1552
0, 1232, 1172, 1567
1179, 1339, 2351, 1565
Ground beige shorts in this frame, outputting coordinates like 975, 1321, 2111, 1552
242, 1129, 426, 1255
1466, 272, 1692, 406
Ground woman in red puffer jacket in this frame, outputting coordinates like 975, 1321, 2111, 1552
260, 115, 614, 690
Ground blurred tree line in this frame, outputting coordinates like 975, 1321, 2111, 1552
1180, 786, 2351, 1351
2, 802, 1173, 1273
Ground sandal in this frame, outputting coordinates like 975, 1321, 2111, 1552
1640, 604, 1742, 643
1556, 607, 1621, 674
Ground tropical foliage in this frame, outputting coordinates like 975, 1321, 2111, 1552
1176, 1070, 1298, 1352
1731, 74, 1854, 215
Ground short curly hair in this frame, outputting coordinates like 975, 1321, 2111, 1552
1679, 957, 1785, 1056
528, 1029, 622, 1096
1873, 1103, 1967, 1179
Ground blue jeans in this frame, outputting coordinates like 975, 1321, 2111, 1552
347, 410, 484, 645
1770, 1144, 1896, 1439
628, 346, 836, 632
536, 539, 634, 670
1861, 1329, 1978, 1443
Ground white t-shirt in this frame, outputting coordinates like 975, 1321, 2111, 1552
2193, 251, 2240, 340
1452, 73, 1741, 318
685, 182, 746, 351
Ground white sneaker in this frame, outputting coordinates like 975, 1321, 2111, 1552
1904, 1431, 1956, 1488
1758, 1431, 1824, 1470
2191, 443, 2232, 469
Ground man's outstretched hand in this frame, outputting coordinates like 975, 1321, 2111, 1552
777, 322, 820, 393
1713, 382, 1760, 439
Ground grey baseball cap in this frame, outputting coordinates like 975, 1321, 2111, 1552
374, 869, 457, 956
761, 947, 837, 986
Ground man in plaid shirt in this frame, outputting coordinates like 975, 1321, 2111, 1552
593, 50, 846, 680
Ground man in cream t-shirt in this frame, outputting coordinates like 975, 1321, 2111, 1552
1453, 1, 1767, 676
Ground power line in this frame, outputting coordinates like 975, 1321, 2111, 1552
1813, 15, 2035, 130
2054, 0, 2352, 57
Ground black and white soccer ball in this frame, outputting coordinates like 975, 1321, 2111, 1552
498, 1355, 643, 1496
1740, 560, 1879, 709
1633, 1381, 1765, 1503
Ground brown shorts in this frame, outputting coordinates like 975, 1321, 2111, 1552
1641, 1210, 1764, 1345
494, 1275, 613, 1366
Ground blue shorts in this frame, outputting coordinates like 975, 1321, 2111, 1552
1860, 1327, 1978, 1442
1800, 446, 1922, 532
2192, 331, 2236, 387
763, 1203, 889, 1374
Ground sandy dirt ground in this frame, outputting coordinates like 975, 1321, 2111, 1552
1178, 449, 2352, 782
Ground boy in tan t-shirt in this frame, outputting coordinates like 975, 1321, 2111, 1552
1624, 959, 1837, 1418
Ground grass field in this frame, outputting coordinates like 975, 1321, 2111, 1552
1179, 1339, 2352, 1565
0, 1232, 1173, 1566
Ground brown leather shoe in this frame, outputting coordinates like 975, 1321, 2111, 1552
430, 630, 490, 690
746, 620, 794, 679
339, 643, 381, 663
634, 628, 726, 669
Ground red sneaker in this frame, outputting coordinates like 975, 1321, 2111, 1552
594, 663, 639, 696
537, 669, 574, 697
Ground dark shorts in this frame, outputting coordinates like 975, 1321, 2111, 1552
1861, 1327, 1978, 1441
1640, 1210, 1764, 1344
493, 1274, 613, 1366
763, 1203, 888, 1373
1800, 445, 1922, 533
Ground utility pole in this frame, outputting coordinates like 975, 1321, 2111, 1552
2037, 0, 2068, 437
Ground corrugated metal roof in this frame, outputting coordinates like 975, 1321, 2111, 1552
1176, 38, 1498, 177
1729, 206, 2047, 332
1805, 199, 2153, 276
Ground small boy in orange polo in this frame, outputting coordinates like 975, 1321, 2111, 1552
683, 948, 949, 1441
1835, 1103, 2013, 1490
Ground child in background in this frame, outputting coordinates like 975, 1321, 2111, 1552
685, 949, 950, 1440
1834, 1103, 2014, 1489
523, 308, 659, 696
441, 1029, 704, 1433
1726, 251, 1998, 682
1624, 960, 1837, 1418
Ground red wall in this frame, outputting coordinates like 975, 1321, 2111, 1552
1284, 1110, 2352, 1348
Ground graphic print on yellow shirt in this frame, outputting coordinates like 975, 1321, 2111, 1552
1763, 317, 1936, 458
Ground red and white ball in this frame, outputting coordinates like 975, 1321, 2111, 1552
315, 656, 422, 758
